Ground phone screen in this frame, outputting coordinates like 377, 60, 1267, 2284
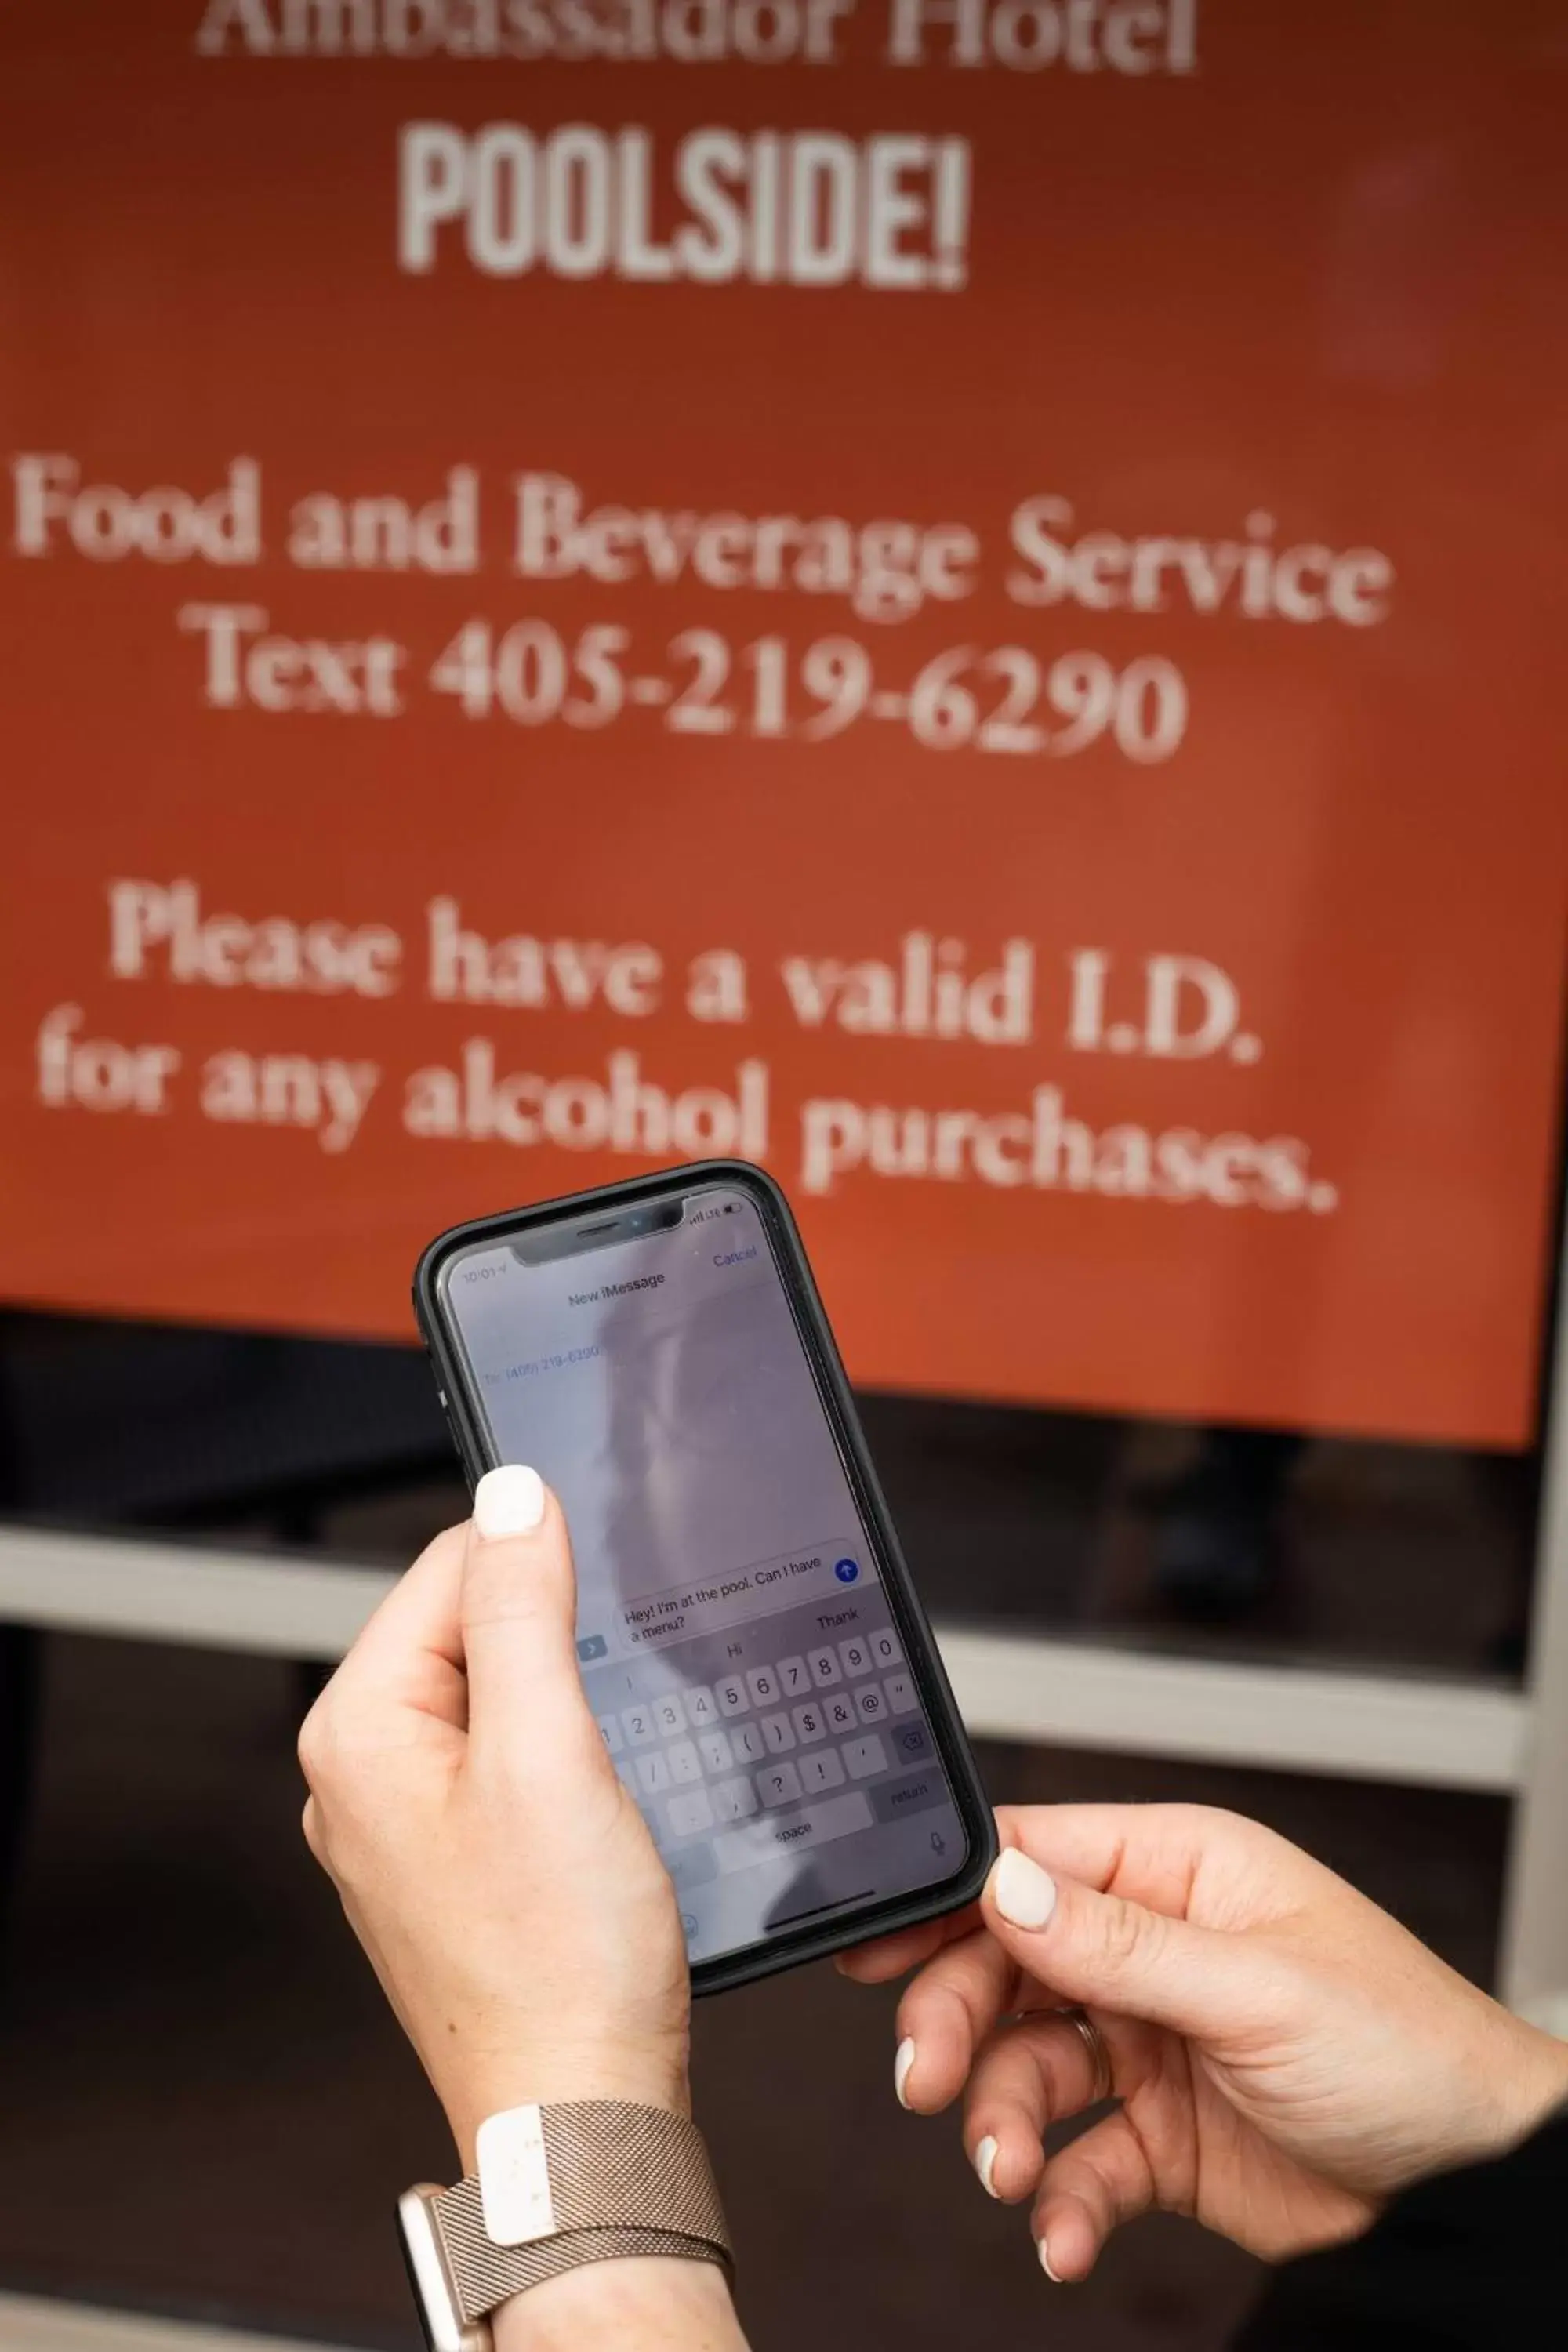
438, 1181, 967, 1969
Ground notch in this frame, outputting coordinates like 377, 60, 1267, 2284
509, 1195, 685, 1267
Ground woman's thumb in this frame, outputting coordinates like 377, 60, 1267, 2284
983, 1848, 1252, 2042
460, 1466, 589, 1755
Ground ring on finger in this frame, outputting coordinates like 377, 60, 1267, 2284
1055, 2005, 1114, 2104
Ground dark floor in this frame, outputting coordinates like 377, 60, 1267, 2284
0, 1634, 1512, 2352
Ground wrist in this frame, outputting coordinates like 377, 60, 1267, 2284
1498, 2020, 1568, 2146
437, 2042, 693, 2173
492, 2256, 739, 2352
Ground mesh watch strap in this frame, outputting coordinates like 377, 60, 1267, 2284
429, 2103, 731, 2321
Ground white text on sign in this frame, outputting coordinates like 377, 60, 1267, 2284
398, 125, 971, 288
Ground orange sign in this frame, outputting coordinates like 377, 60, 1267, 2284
2, 1, 1564, 1446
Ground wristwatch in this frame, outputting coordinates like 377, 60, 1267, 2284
397, 2100, 733, 2352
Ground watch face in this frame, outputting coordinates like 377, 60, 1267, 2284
397, 2187, 487, 2352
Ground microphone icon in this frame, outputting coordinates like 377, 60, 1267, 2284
930, 1831, 946, 1856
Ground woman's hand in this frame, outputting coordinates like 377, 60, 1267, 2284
299, 1465, 691, 2167
839, 1803, 1568, 2282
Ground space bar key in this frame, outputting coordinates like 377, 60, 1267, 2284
713, 1790, 874, 1873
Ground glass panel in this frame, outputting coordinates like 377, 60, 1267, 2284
0, 1305, 1544, 1685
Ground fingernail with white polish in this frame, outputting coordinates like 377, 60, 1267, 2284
1038, 2239, 1064, 2283
975, 2136, 1000, 2198
474, 1465, 546, 1539
994, 1849, 1058, 1932
894, 2037, 916, 2108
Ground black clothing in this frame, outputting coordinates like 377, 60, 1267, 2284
1238, 2107, 1568, 2347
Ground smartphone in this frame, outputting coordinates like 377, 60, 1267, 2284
414, 1160, 995, 1994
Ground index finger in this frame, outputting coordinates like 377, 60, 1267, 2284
836, 1904, 981, 1984
892, 1925, 1019, 2114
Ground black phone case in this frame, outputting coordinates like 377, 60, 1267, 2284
412, 1158, 998, 1997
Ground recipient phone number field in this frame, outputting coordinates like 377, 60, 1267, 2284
480, 1342, 604, 1386
429, 619, 1188, 763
